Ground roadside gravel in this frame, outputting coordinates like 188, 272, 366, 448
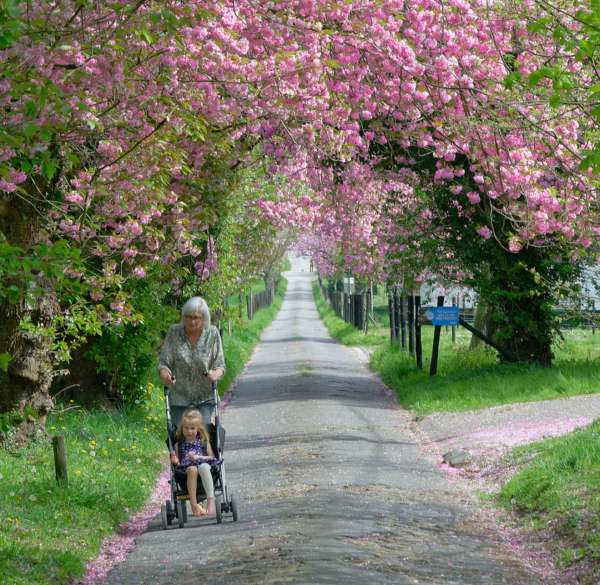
353, 352, 600, 585
101, 255, 546, 585
412, 393, 600, 480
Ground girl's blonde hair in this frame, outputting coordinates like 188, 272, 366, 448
176, 409, 210, 446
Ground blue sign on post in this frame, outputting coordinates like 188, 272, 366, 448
425, 306, 460, 326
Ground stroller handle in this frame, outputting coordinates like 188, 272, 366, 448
163, 379, 220, 448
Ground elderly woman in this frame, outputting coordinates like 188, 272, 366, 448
158, 296, 225, 425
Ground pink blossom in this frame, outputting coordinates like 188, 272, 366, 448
467, 191, 481, 204
65, 191, 84, 204
10, 170, 27, 184
123, 248, 138, 259
508, 238, 523, 253
0, 179, 17, 193
477, 226, 493, 239
126, 222, 143, 236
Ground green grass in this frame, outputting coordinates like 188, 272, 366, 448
0, 276, 287, 585
313, 282, 600, 414
225, 262, 289, 308
225, 279, 267, 308
0, 395, 165, 585
372, 330, 600, 414
220, 276, 287, 391
312, 282, 389, 347
498, 421, 600, 578
315, 282, 600, 582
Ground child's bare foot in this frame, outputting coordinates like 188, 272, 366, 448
205, 498, 216, 516
191, 503, 206, 517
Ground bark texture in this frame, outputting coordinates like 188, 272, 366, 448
0, 196, 57, 443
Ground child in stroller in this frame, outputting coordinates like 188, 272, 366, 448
170, 408, 217, 516
161, 382, 238, 528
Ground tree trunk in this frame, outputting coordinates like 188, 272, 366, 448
469, 299, 498, 349
0, 197, 58, 444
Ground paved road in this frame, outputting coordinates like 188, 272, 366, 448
104, 256, 540, 585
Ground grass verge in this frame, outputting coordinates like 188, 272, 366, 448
315, 282, 600, 583
0, 276, 287, 585
313, 282, 600, 414
498, 421, 600, 583
0, 396, 165, 585
312, 282, 388, 347
220, 276, 287, 391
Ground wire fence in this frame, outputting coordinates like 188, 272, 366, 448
319, 281, 371, 331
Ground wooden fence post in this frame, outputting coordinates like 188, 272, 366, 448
451, 296, 457, 343
388, 290, 396, 342
407, 294, 415, 356
52, 435, 68, 486
415, 290, 422, 369
400, 294, 406, 350
393, 288, 400, 341
429, 295, 445, 376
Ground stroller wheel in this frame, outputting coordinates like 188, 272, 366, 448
181, 501, 188, 523
176, 500, 185, 528
230, 494, 239, 522
215, 495, 223, 524
160, 504, 168, 530
165, 500, 173, 525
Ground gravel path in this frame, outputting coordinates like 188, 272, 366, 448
413, 390, 600, 476
102, 255, 543, 585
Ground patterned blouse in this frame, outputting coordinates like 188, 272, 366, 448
178, 438, 207, 469
158, 323, 225, 406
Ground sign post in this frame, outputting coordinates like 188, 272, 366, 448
427, 297, 460, 376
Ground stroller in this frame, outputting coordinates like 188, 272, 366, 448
160, 381, 239, 528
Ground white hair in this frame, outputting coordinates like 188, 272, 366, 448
181, 296, 211, 328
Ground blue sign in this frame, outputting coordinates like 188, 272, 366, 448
425, 306, 460, 326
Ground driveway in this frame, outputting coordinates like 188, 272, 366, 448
103, 255, 541, 585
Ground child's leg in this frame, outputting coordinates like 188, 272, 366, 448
186, 466, 205, 516
198, 463, 216, 515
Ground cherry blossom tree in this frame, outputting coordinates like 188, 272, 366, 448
2, 0, 599, 439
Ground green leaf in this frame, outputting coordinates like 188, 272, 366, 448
6, 284, 21, 303
140, 28, 154, 44
0, 352, 10, 372
5, 0, 22, 18
42, 159, 57, 180
590, 82, 600, 98
527, 69, 546, 87
549, 94, 562, 108
23, 123, 38, 139
504, 71, 522, 90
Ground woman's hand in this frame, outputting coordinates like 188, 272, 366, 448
159, 368, 175, 386
169, 451, 179, 465
205, 368, 223, 382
